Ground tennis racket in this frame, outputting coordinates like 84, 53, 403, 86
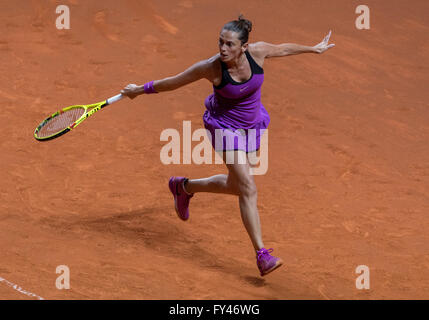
34, 93, 124, 141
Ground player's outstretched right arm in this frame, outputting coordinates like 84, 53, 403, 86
121, 58, 214, 99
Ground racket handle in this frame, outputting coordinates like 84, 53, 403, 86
106, 94, 124, 105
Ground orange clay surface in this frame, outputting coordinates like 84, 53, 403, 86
1, 0, 428, 299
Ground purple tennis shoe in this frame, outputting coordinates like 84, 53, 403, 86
256, 248, 283, 276
168, 176, 193, 221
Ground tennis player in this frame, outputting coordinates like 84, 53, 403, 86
121, 16, 335, 276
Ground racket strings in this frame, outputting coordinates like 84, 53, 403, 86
38, 108, 85, 138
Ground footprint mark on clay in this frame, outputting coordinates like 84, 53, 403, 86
342, 220, 369, 237
153, 15, 178, 35
326, 144, 349, 157
93, 11, 120, 42
342, 220, 357, 233
141, 35, 177, 59
54, 79, 78, 91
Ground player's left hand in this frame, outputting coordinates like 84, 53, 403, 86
313, 30, 335, 54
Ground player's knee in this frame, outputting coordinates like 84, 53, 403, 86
226, 179, 240, 195
237, 180, 257, 198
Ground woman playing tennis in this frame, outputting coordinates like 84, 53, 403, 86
121, 16, 335, 276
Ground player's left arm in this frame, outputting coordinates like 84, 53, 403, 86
252, 30, 335, 58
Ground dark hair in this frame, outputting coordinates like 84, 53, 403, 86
222, 14, 253, 45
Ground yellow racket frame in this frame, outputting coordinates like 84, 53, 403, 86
34, 94, 124, 141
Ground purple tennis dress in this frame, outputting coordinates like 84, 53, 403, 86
203, 50, 270, 153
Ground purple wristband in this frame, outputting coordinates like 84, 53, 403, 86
143, 81, 158, 94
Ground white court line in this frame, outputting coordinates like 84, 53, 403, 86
0, 277, 45, 300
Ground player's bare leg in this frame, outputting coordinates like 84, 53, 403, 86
173, 150, 283, 276
186, 150, 264, 252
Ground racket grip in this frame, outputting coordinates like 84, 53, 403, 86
106, 94, 124, 105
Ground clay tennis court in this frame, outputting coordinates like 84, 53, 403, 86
1, 0, 428, 299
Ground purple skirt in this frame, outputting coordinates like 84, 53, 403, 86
203, 104, 270, 153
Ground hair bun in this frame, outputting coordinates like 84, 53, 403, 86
222, 15, 253, 44
238, 14, 252, 33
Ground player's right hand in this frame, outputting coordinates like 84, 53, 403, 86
121, 84, 143, 99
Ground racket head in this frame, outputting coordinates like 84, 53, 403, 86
34, 99, 111, 141
34, 105, 88, 141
